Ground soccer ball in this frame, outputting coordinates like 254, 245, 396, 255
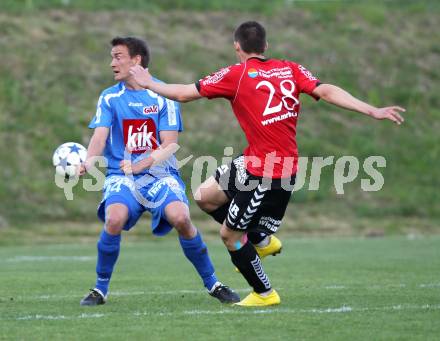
52, 142, 87, 178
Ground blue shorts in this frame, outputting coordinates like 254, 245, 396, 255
97, 174, 189, 236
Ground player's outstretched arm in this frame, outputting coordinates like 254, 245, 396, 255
312, 84, 405, 125
79, 127, 109, 176
130, 65, 201, 103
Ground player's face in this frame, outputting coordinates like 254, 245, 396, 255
110, 45, 138, 82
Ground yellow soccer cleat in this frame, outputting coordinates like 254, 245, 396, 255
234, 290, 281, 307
255, 235, 282, 259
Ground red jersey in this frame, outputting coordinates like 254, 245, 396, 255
196, 57, 320, 179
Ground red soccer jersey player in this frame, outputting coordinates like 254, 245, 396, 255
130, 21, 405, 307
197, 58, 321, 178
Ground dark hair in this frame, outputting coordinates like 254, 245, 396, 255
233, 21, 266, 54
110, 36, 150, 67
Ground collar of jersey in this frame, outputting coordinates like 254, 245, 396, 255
247, 56, 269, 62
121, 82, 147, 92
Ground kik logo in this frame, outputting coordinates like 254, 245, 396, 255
123, 119, 158, 153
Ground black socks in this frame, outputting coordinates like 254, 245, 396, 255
247, 231, 267, 245
228, 241, 271, 294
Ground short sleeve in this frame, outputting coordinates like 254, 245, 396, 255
88, 93, 113, 128
158, 97, 183, 132
196, 65, 241, 100
291, 63, 321, 100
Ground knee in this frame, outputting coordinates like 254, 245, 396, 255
170, 212, 192, 232
220, 226, 235, 249
173, 214, 196, 239
194, 190, 215, 213
105, 213, 126, 235
194, 189, 207, 210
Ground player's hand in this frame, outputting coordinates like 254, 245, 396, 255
78, 164, 87, 177
130, 65, 153, 89
120, 160, 144, 175
78, 159, 92, 177
369, 106, 406, 125
120, 160, 133, 174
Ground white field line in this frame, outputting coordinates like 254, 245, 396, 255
17, 288, 251, 301
323, 285, 347, 289
4, 304, 440, 321
11, 282, 440, 301
323, 283, 410, 290
5, 256, 94, 262
419, 283, 440, 288
15, 313, 106, 321
184, 304, 440, 315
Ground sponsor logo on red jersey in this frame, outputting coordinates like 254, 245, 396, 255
247, 68, 258, 78
201, 67, 231, 85
298, 65, 317, 81
258, 67, 293, 79
123, 119, 158, 153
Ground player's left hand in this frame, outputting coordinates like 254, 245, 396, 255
120, 160, 143, 175
120, 160, 133, 174
370, 106, 406, 125
130, 65, 153, 89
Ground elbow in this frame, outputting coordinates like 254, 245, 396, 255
177, 97, 189, 103
175, 94, 191, 103
316, 84, 337, 102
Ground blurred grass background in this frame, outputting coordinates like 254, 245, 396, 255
0, 0, 438, 240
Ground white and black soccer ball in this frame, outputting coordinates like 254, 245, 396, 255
52, 142, 87, 178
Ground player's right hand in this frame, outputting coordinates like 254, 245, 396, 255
78, 164, 87, 177
370, 106, 406, 125
130, 65, 153, 89
78, 159, 92, 177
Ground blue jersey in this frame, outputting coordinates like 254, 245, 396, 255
88, 81, 183, 178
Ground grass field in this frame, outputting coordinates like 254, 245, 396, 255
1, 236, 439, 340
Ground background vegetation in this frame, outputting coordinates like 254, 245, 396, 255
0, 0, 438, 239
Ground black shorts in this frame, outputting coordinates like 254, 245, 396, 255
214, 155, 295, 234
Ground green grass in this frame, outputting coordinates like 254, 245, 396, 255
1, 236, 440, 340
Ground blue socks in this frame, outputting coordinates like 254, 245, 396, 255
179, 232, 218, 290
95, 229, 121, 296
95, 229, 216, 294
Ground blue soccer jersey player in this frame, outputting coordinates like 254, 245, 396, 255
79, 37, 239, 306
